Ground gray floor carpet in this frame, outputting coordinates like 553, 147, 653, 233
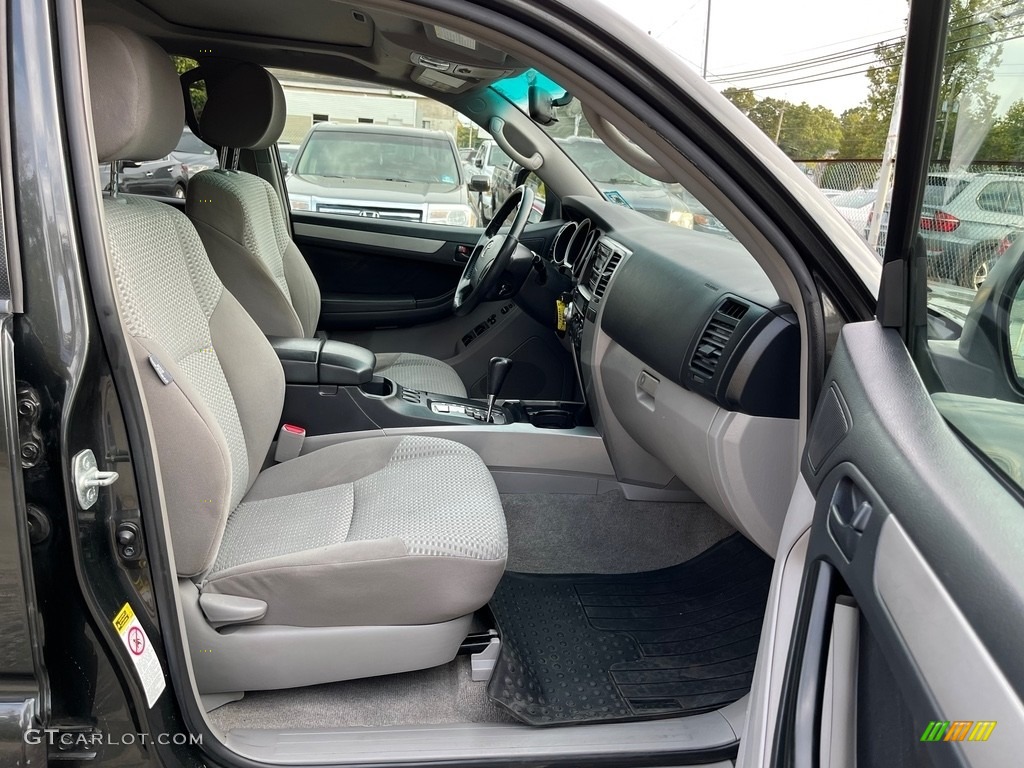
208, 491, 736, 731
208, 656, 517, 731
503, 490, 736, 573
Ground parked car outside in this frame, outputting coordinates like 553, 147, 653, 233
492, 137, 696, 228
277, 142, 300, 172
467, 138, 512, 221
98, 156, 190, 197
171, 127, 218, 177
831, 188, 879, 237
869, 172, 1024, 289
556, 137, 693, 225
670, 186, 737, 239
286, 123, 479, 226
919, 172, 1024, 289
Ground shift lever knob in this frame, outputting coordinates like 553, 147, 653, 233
485, 357, 512, 422
487, 357, 512, 396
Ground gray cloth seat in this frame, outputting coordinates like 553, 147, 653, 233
185, 62, 466, 398
86, 23, 505, 691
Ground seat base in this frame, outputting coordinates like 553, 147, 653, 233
181, 580, 473, 694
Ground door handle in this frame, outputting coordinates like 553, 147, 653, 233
145, 171, 154, 177
453, 244, 472, 263
826, 477, 873, 560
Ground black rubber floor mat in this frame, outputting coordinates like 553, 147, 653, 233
486, 533, 774, 726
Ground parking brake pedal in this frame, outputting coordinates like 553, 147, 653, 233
471, 632, 501, 682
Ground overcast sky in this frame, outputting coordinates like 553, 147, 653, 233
596, 0, 911, 114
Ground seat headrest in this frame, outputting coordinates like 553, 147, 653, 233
85, 24, 184, 164
199, 63, 286, 150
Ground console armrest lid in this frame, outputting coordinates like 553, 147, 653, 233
320, 341, 376, 386
268, 336, 325, 384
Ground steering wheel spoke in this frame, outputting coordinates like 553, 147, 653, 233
451, 185, 535, 317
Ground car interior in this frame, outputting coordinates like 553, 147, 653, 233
75, 0, 830, 764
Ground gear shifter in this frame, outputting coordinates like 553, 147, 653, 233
485, 357, 512, 423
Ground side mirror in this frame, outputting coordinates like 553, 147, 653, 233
469, 175, 490, 193
956, 235, 1024, 395
281, 161, 290, 175
122, 160, 143, 169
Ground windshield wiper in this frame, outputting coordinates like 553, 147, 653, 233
383, 177, 414, 183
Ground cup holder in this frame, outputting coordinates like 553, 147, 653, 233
527, 409, 576, 429
359, 376, 394, 397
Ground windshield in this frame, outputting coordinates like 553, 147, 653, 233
491, 69, 740, 234
558, 140, 660, 187
295, 131, 460, 184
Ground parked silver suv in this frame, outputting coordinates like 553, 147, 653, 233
872, 171, 1024, 289
286, 123, 481, 227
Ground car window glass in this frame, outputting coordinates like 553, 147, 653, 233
275, 69, 480, 227
174, 131, 215, 156
492, 70, 743, 239
908, 1, 1024, 496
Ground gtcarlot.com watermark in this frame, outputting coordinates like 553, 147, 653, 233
25, 729, 202, 747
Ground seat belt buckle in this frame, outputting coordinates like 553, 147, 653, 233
275, 424, 306, 462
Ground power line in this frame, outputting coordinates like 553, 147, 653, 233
708, 5, 1024, 89
710, 17, 1024, 93
712, 36, 903, 80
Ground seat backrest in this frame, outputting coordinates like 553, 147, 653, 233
185, 63, 321, 338
86, 25, 286, 578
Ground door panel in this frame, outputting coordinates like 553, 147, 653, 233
770, 321, 1024, 767
292, 210, 562, 330
292, 212, 474, 329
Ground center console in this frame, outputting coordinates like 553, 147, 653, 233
269, 337, 589, 436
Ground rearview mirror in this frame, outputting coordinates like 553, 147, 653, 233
469, 175, 490, 193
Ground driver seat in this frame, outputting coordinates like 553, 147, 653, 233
185, 62, 467, 398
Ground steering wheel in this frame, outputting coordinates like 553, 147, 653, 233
453, 184, 535, 317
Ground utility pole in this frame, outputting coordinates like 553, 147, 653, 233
937, 76, 959, 162
702, 0, 711, 78
774, 104, 786, 145
866, 41, 909, 253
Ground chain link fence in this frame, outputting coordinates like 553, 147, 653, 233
793, 159, 1024, 293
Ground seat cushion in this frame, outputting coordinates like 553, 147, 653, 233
375, 352, 467, 398
201, 436, 506, 626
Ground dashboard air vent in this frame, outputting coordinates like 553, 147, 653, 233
719, 298, 748, 320
689, 298, 749, 379
592, 249, 624, 300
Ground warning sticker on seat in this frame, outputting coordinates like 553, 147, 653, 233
113, 603, 166, 708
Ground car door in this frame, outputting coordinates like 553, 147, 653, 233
277, 83, 556, 331
744, 2, 1024, 767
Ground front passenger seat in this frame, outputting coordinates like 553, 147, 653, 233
87, 24, 506, 694
185, 63, 468, 398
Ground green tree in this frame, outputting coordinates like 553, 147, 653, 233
977, 99, 1024, 162
778, 103, 842, 158
172, 55, 207, 117
838, 105, 886, 157
722, 87, 757, 115
722, 90, 841, 159
860, 0, 1021, 162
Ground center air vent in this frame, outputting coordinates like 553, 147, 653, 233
689, 298, 749, 380
592, 251, 623, 300
588, 240, 627, 301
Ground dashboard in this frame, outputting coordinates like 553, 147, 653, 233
542, 195, 802, 554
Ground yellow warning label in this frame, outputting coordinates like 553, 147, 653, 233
113, 603, 134, 634
111, 601, 166, 708
556, 299, 566, 332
